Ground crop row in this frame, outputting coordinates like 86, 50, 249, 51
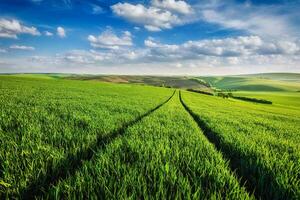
0, 76, 173, 198
40, 91, 252, 199
180, 90, 300, 199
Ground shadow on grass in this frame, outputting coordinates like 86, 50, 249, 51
20, 91, 176, 200
179, 91, 292, 200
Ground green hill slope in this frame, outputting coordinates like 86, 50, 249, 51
199, 73, 300, 92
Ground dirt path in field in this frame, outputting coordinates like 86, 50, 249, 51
178, 91, 257, 199
20, 90, 176, 199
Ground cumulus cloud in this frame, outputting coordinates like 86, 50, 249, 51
111, 1, 194, 31
0, 18, 40, 39
54, 35, 300, 68
44, 31, 53, 36
110, 0, 299, 37
144, 35, 300, 61
57, 26, 66, 38
88, 29, 133, 49
152, 0, 193, 14
10, 45, 35, 51
0, 48, 7, 53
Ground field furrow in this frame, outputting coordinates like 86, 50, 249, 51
21, 91, 176, 199
0, 76, 173, 198
180, 90, 300, 200
43, 91, 253, 199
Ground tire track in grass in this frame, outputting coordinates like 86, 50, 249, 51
45, 91, 252, 199
20, 90, 176, 200
179, 91, 257, 199
180, 91, 300, 200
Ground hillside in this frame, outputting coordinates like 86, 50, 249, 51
66, 75, 211, 90
198, 73, 300, 92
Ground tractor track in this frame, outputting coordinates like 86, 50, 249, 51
179, 90, 258, 199
20, 90, 176, 200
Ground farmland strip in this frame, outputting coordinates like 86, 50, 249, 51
179, 91, 256, 197
179, 91, 300, 200
0, 76, 174, 198
44, 91, 252, 199
20, 90, 175, 199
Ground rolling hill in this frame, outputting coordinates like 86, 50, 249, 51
198, 73, 300, 92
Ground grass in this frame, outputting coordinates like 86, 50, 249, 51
233, 91, 300, 108
199, 73, 300, 92
180, 90, 300, 199
0, 75, 173, 198
0, 74, 299, 199
43, 91, 252, 199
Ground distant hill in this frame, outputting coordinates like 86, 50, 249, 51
2, 73, 300, 92
198, 73, 300, 92
243, 73, 300, 82
66, 75, 211, 90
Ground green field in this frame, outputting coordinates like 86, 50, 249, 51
0, 74, 299, 199
66, 74, 211, 90
199, 73, 300, 92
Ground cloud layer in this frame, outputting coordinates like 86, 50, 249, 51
0, 18, 40, 39
144, 36, 300, 60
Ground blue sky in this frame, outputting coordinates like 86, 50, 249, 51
0, 0, 300, 75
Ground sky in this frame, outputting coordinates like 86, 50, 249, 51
0, 0, 300, 75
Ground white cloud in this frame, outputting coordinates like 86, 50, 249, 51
64, 36, 300, 69
152, 0, 193, 15
111, 2, 193, 31
57, 26, 66, 38
63, 50, 99, 64
144, 35, 300, 61
144, 25, 162, 32
0, 48, 6, 53
10, 45, 35, 51
56, 35, 299, 69
199, 2, 298, 39
144, 38, 159, 48
15, 52, 299, 75
88, 29, 133, 49
226, 57, 239, 65
111, 1, 299, 37
27, 48, 149, 68
0, 18, 40, 39
44, 31, 53, 36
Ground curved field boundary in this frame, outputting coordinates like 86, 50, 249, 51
20, 90, 176, 199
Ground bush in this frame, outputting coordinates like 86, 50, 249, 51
186, 89, 214, 96
232, 96, 272, 104
217, 92, 229, 99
